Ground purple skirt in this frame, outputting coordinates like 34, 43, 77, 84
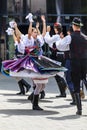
2, 55, 67, 76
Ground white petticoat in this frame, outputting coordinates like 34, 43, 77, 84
10, 69, 60, 84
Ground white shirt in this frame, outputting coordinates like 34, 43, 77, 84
21, 34, 34, 47
44, 32, 60, 48
21, 34, 44, 52
56, 35, 72, 51
14, 40, 25, 54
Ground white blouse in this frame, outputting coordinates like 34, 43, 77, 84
14, 40, 25, 54
21, 34, 44, 50
44, 32, 60, 48
55, 35, 72, 51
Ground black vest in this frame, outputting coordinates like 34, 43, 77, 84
70, 31, 87, 59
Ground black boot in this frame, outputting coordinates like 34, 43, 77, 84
40, 90, 45, 99
55, 75, 66, 98
27, 85, 36, 101
33, 95, 43, 110
75, 93, 82, 115
70, 91, 76, 105
21, 79, 31, 93
28, 92, 34, 103
17, 80, 25, 95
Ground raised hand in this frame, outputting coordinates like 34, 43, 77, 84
41, 15, 46, 23
36, 22, 40, 29
9, 20, 16, 28
25, 13, 34, 22
46, 26, 51, 32
6, 27, 14, 35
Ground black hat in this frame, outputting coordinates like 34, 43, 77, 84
72, 17, 83, 26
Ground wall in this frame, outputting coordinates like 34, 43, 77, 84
31, 0, 46, 14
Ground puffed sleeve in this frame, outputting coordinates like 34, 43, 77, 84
44, 32, 60, 48
37, 35, 45, 47
56, 35, 71, 51
17, 40, 25, 54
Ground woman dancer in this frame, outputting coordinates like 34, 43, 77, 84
5, 27, 31, 95
2, 13, 67, 111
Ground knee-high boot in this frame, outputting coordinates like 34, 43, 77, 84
28, 92, 34, 102
55, 75, 67, 97
28, 90, 45, 101
21, 79, 31, 93
40, 90, 45, 99
32, 94, 43, 110
75, 93, 82, 115
27, 85, 36, 100
17, 80, 25, 95
70, 91, 76, 105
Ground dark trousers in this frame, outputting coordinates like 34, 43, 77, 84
71, 59, 87, 93
65, 59, 74, 92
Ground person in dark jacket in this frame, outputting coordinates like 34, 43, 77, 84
64, 27, 76, 105
55, 17, 87, 115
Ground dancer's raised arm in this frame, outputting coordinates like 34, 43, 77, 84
41, 15, 46, 37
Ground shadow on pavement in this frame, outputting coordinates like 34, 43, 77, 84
6, 98, 53, 104
39, 99, 53, 103
7, 98, 30, 104
0, 109, 59, 116
65, 98, 87, 102
45, 104, 73, 109
0, 93, 31, 97
0, 93, 18, 96
47, 115, 81, 120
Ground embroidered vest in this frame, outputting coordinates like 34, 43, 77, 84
30, 39, 42, 56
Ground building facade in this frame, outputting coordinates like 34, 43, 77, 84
0, 0, 87, 60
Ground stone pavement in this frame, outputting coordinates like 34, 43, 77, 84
0, 73, 87, 130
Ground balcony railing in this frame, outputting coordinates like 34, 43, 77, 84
1, 13, 87, 26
